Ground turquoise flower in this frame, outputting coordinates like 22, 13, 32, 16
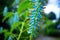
13, 12, 19, 22
3, 6, 8, 16
28, 0, 39, 34
8, 36, 12, 40
28, 0, 43, 35
9, 12, 19, 26
15, 0, 19, 4
0, 27, 3, 31
0, 26, 3, 33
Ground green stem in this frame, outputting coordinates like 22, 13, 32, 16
17, 22, 24, 40
30, 32, 32, 40
30, 26, 34, 40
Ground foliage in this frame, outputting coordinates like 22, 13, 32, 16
0, 0, 48, 40
43, 19, 60, 37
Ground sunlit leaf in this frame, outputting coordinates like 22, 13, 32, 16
17, 0, 32, 15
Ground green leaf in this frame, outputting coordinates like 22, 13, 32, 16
2, 12, 13, 22
17, 0, 32, 15
10, 22, 22, 32
24, 11, 29, 20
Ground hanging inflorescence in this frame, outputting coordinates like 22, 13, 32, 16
28, 0, 43, 36
28, 0, 47, 37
